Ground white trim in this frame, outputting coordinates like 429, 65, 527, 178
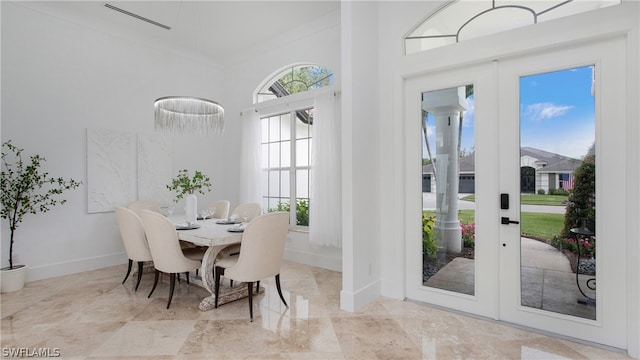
243, 86, 339, 118
340, 279, 381, 313
26, 252, 127, 282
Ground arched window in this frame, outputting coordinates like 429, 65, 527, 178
405, 0, 620, 55
255, 64, 333, 103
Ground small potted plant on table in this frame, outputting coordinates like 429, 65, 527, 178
166, 169, 212, 223
1, 141, 81, 292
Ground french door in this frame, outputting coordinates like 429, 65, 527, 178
405, 37, 627, 348
498, 37, 627, 348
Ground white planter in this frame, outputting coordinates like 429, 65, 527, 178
1, 264, 28, 293
185, 193, 198, 224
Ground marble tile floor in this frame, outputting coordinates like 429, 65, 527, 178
1, 260, 629, 359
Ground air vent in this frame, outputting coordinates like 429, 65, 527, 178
104, 3, 171, 30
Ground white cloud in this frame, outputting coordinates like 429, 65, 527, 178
524, 103, 573, 121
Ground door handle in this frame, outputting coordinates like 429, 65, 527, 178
501, 216, 519, 225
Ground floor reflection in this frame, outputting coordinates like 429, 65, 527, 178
1, 260, 622, 358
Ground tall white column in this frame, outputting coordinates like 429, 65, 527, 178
422, 87, 467, 254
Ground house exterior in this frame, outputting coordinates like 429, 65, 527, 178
422, 147, 582, 194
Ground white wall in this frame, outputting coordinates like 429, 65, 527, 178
339, 1, 383, 312
376, 1, 446, 301
0, 2, 237, 280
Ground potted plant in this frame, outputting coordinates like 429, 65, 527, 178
1, 140, 81, 292
166, 169, 212, 223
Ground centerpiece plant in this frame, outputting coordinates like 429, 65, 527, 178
166, 169, 212, 202
1, 140, 82, 271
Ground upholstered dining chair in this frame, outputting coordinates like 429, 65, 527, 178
218, 202, 263, 259
128, 200, 162, 216
115, 207, 153, 292
140, 210, 202, 309
230, 202, 262, 222
214, 211, 290, 321
208, 200, 230, 219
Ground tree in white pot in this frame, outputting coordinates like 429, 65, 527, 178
1, 140, 81, 292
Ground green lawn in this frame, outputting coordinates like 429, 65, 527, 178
461, 194, 568, 206
520, 212, 564, 239
423, 210, 564, 241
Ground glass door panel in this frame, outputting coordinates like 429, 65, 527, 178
519, 66, 596, 320
498, 37, 627, 348
422, 85, 475, 296
404, 62, 497, 319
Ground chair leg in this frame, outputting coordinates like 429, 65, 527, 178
247, 281, 254, 322
148, 270, 160, 298
167, 273, 176, 309
122, 259, 133, 284
275, 274, 288, 308
134, 261, 144, 292
214, 266, 225, 308
256, 280, 260, 291
230, 279, 234, 287
186, 272, 190, 285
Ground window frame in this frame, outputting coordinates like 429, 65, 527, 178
256, 95, 316, 230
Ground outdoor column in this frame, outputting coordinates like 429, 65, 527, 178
422, 87, 467, 254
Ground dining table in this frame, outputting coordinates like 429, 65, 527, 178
169, 215, 248, 311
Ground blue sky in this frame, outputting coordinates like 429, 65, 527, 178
423, 66, 595, 160
519, 66, 595, 159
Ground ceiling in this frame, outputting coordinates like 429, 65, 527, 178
17, 1, 340, 67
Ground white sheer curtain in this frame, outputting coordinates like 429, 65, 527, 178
239, 110, 262, 205
310, 91, 341, 247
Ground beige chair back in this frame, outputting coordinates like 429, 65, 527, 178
140, 210, 201, 274
128, 200, 162, 216
225, 211, 290, 282
115, 207, 153, 262
231, 203, 262, 222
209, 200, 230, 219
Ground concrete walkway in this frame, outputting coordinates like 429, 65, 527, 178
425, 238, 596, 319
422, 192, 566, 214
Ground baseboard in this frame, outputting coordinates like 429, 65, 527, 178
340, 278, 381, 312
283, 248, 342, 272
26, 252, 128, 282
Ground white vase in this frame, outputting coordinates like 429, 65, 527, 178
1, 264, 28, 293
185, 193, 198, 224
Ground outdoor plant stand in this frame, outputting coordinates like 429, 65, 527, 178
570, 219, 596, 306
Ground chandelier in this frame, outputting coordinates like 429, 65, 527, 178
154, 96, 224, 135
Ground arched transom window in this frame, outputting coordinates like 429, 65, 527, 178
255, 64, 333, 103
405, 0, 621, 55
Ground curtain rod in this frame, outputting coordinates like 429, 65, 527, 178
241, 87, 340, 116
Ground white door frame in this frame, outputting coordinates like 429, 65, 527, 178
497, 36, 628, 349
404, 62, 499, 319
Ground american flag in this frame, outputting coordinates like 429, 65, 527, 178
560, 173, 575, 190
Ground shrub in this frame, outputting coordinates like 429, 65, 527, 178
562, 155, 595, 237
422, 214, 439, 260
537, 189, 546, 195
461, 221, 475, 248
269, 199, 309, 226
549, 188, 569, 196
551, 233, 596, 259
